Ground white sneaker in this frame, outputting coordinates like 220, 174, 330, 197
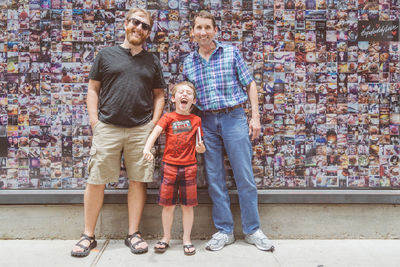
245, 229, 274, 251
205, 232, 235, 251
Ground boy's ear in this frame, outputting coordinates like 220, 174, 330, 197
171, 95, 176, 103
193, 98, 197, 104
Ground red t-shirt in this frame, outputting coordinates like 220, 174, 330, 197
157, 112, 203, 165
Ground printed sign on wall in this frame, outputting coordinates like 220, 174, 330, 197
358, 20, 399, 41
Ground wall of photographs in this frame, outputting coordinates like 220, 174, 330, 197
0, 0, 399, 190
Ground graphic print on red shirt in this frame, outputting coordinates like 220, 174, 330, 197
157, 112, 202, 165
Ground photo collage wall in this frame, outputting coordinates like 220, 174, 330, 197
0, 0, 399, 190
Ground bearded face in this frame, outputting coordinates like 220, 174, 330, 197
124, 14, 151, 46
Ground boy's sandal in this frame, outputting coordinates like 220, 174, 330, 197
183, 244, 196, 256
154, 241, 169, 253
71, 234, 97, 257
124, 231, 148, 254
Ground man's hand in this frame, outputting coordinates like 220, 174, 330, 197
90, 118, 99, 130
246, 81, 261, 141
87, 79, 101, 130
248, 116, 261, 141
196, 141, 206, 153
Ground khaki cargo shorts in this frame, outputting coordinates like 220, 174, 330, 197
87, 120, 155, 184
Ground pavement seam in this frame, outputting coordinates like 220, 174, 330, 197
91, 239, 110, 267
271, 242, 282, 267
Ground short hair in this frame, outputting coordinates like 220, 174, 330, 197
192, 10, 216, 29
171, 81, 197, 99
125, 8, 153, 29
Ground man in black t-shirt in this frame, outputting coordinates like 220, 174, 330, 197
71, 8, 166, 257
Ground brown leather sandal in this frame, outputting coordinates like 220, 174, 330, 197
124, 231, 148, 254
71, 234, 97, 257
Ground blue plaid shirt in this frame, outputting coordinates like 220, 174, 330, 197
182, 41, 253, 111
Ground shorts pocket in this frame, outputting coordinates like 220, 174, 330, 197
93, 121, 101, 130
87, 148, 96, 175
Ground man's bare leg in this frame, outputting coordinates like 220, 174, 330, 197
72, 183, 105, 253
127, 180, 148, 250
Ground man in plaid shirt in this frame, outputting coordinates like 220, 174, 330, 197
182, 10, 274, 252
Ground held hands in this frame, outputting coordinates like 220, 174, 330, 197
196, 141, 206, 153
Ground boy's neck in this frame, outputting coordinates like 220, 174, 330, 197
175, 109, 191, 115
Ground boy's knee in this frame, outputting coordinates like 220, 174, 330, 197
163, 205, 176, 211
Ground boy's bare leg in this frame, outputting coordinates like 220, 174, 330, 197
71, 183, 105, 253
158, 205, 175, 245
181, 205, 195, 253
127, 180, 148, 250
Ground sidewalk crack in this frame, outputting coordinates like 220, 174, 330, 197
91, 239, 110, 267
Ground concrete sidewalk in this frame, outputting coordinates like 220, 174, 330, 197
1, 239, 399, 267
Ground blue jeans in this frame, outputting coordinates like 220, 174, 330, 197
201, 107, 260, 235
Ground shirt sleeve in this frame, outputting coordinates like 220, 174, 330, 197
233, 46, 253, 88
152, 54, 167, 89
181, 53, 191, 81
88, 51, 103, 81
156, 113, 169, 130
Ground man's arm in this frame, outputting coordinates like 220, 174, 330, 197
152, 88, 165, 124
246, 80, 261, 140
86, 79, 101, 129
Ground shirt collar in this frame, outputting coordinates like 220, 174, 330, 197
193, 40, 223, 59
118, 45, 145, 57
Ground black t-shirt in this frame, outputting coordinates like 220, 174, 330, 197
89, 45, 166, 127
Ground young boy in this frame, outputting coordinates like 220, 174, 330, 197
143, 81, 205, 256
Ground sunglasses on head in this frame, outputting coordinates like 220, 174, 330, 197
127, 17, 151, 31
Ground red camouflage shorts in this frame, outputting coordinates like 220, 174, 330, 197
158, 162, 198, 206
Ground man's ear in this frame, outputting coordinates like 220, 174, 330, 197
214, 25, 218, 34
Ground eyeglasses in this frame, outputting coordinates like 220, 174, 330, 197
127, 18, 151, 31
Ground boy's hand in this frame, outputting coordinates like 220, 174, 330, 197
196, 141, 206, 153
143, 149, 154, 162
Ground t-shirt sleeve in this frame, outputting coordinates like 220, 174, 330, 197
152, 54, 167, 89
233, 46, 253, 88
156, 113, 170, 130
88, 51, 103, 81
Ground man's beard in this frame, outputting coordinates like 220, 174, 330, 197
127, 30, 147, 46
